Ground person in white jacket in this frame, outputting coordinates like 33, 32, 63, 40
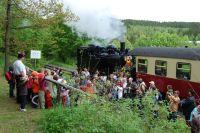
116, 81, 123, 99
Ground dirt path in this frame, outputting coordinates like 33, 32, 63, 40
0, 72, 42, 133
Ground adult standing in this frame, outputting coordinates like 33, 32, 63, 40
190, 105, 200, 133
190, 105, 200, 124
181, 90, 196, 121
168, 90, 180, 121
13, 52, 28, 112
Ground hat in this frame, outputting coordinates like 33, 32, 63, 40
149, 81, 155, 85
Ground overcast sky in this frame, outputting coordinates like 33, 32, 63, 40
63, 0, 200, 22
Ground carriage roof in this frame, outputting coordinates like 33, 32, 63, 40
131, 47, 200, 60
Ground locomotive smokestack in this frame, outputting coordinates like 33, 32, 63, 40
120, 42, 125, 53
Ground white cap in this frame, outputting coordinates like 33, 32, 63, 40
149, 81, 155, 85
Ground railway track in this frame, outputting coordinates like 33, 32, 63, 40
44, 64, 76, 74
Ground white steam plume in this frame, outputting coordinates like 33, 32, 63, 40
63, 0, 126, 42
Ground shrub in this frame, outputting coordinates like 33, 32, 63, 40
41, 95, 190, 133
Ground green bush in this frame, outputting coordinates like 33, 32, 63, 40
41, 95, 190, 133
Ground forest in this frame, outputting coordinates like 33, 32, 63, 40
123, 19, 200, 48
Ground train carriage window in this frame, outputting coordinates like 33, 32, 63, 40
155, 60, 167, 76
138, 59, 148, 73
176, 62, 191, 80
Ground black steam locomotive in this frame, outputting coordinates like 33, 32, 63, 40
77, 42, 135, 75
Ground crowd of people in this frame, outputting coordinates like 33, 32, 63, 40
5, 52, 200, 133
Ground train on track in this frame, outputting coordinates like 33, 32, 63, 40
77, 42, 200, 98
77, 42, 131, 74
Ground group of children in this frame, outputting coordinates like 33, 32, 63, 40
6, 66, 71, 109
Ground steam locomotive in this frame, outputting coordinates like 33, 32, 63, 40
77, 42, 134, 75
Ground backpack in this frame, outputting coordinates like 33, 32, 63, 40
5, 71, 12, 81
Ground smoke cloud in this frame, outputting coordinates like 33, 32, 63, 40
63, 0, 126, 43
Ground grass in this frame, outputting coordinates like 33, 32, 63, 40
0, 53, 42, 133
0, 74, 42, 133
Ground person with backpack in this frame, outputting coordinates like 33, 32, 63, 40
5, 66, 15, 98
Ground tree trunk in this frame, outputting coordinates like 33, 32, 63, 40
4, 0, 12, 73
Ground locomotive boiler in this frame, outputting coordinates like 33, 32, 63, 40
77, 42, 131, 75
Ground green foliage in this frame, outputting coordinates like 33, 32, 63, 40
185, 23, 200, 43
43, 23, 89, 62
41, 95, 189, 133
123, 19, 200, 29
125, 24, 190, 48
0, 0, 5, 50
41, 99, 142, 133
0, 52, 4, 69
124, 20, 200, 47
112, 36, 133, 49
134, 32, 189, 47
1, 0, 83, 65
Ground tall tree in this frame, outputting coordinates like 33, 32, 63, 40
4, 0, 11, 73
2, 0, 78, 72
46, 22, 89, 62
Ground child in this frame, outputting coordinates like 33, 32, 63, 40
31, 71, 39, 108
44, 69, 53, 109
38, 71, 46, 109
117, 81, 123, 99
61, 88, 70, 107
85, 80, 95, 94
60, 79, 69, 107
5, 66, 15, 98
26, 75, 33, 103
45, 90, 53, 109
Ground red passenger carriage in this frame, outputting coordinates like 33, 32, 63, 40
131, 47, 200, 99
